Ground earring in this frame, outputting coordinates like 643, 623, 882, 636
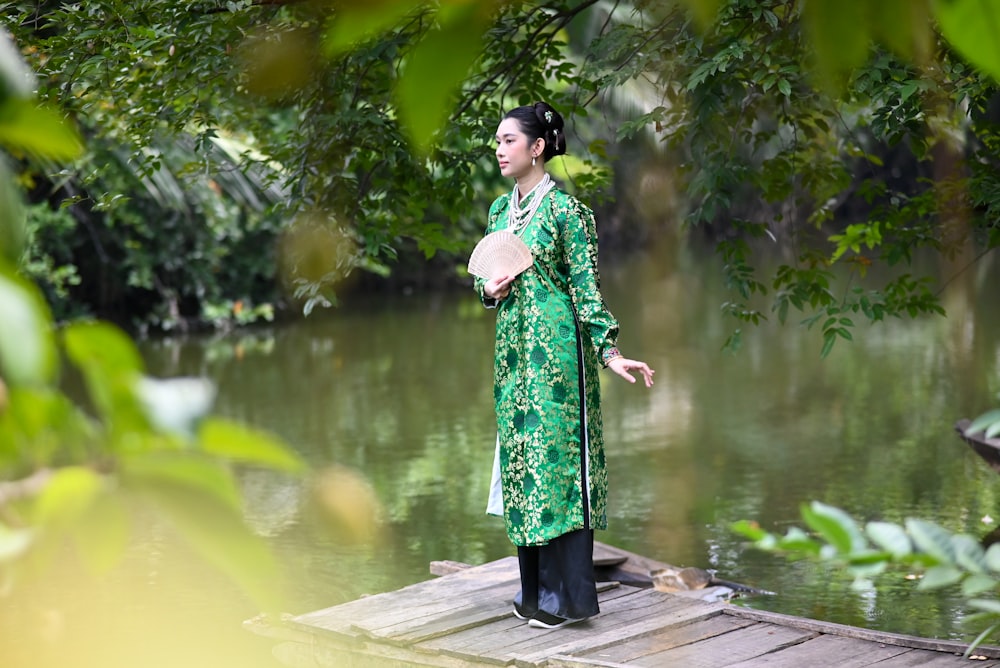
531, 156, 536, 166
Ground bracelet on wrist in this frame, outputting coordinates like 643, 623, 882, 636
601, 347, 622, 366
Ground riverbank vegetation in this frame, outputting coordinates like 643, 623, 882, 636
4, 0, 997, 351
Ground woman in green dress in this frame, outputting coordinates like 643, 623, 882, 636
476, 102, 655, 629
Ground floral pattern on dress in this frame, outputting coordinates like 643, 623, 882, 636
475, 188, 619, 546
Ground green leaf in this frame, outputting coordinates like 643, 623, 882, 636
865, 521, 912, 558
396, 2, 489, 153
933, 0, 1000, 86
917, 565, 964, 590
802, 0, 871, 90
965, 623, 1000, 657
777, 526, 821, 554
986, 543, 1000, 572
962, 574, 998, 597
0, 266, 57, 386
801, 501, 866, 554
953, 533, 989, 574
63, 321, 148, 433
198, 418, 306, 473
0, 99, 83, 161
966, 409, 1000, 436
969, 598, 1000, 614
871, 0, 932, 60
0, 156, 25, 264
322, 1, 417, 55
906, 518, 956, 564
731, 519, 768, 541
63, 321, 144, 377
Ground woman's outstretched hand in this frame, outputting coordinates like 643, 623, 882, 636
484, 274, 515, 301
607, 357, 655, 388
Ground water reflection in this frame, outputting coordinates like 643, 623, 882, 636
8, 242, 997, 668
140, 243, 1000, 645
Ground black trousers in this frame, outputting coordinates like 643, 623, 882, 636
514, 528, 599, 620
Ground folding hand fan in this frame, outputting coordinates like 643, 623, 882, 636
467, 230, 533, 280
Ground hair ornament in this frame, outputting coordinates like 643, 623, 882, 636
544, 110, 553, 124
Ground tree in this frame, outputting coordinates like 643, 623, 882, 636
7, 0, 999, 353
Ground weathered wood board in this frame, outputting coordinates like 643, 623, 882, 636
246, 541, 1000, 667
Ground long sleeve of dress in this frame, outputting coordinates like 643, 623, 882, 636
558, 197, 620, 365
474, 196, 509, 309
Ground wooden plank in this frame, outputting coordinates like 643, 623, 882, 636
547, 657, 634, 668
291, 557, 520, 636
628, 622, 816, 668
419, 584, 644, 656
570, 614, 756, 664
723, 605, 1000, 659
854, 648, 999, 667
722, 633, 913, 667
513, 593, 729, 664
419, 586, 673, 662
356, 578, 521, 639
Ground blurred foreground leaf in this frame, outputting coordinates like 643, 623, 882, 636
63, 321, 149, 438
124, 454, 282, 608
934, 0, 1000, 85
0, 99, 82, 160
0, 267, 56, 386
396, 1, 491, 153
199, 418, 306, 473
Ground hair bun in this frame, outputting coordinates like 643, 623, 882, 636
533, 102, 567, 157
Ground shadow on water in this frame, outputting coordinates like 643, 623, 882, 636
4, 240, 999, 667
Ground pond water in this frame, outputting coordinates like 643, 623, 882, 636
5, 238, 1000, 668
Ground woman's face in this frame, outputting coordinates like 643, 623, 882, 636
494, 117, 541, 180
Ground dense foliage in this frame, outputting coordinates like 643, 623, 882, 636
3, 0, 998, 354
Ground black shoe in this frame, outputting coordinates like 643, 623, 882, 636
527, 611, 586, 629
512, 603, 535, 621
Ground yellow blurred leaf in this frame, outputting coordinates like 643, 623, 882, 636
238, 28, 315, 100
123, 454, 242, 511
71, 490, 131, 574
128, 463, 284, 609
199, 417, 306, 473
312, 465, 381, 545
33, 467, 103, 528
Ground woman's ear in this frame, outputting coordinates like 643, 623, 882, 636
533, 137, 546, 157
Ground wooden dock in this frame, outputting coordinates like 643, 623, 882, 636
246, 542, 1000, 667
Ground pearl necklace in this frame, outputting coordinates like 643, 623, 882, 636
507, 173, 554, 234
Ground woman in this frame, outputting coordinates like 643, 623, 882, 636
475, 102, 655, 629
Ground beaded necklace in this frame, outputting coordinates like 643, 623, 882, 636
507, 173, 554, 235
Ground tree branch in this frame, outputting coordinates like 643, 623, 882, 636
453, 0, 601, 119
